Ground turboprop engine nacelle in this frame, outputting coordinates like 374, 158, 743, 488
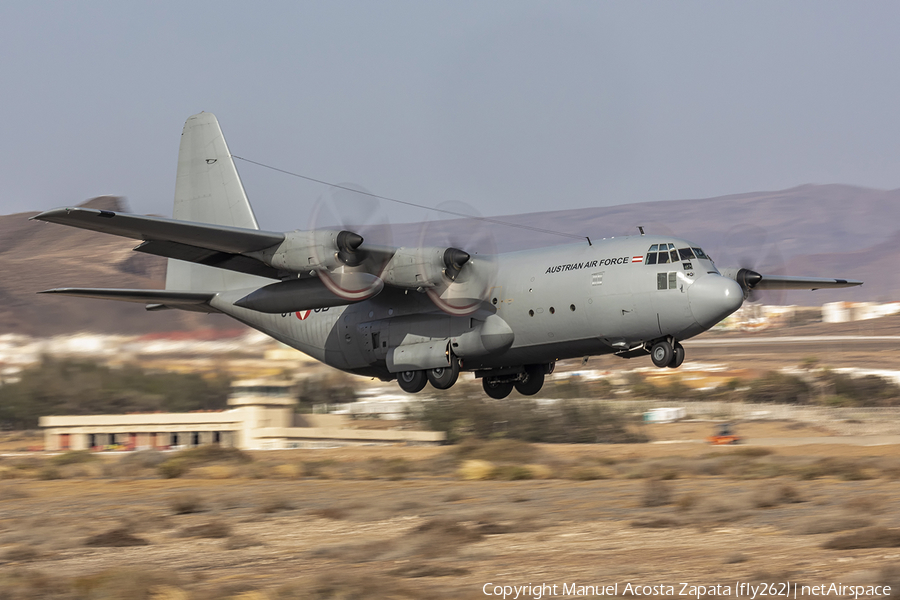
380, 247, 470, 289
248, 229, 364, 273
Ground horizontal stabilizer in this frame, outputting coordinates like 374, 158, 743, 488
32, 207, 283, 255
39, 288, 220, 313
754, 275, 863, 291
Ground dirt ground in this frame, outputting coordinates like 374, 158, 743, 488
3, 427, 900, 599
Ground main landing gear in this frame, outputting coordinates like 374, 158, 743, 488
482, 364, 548, 399
397, 357, 461, 393
397, 360, 552, 398
650, 339, 685, 369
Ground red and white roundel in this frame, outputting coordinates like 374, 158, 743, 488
295, 310, 312, 321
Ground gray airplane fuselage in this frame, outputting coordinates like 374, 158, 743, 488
210, 234, 742, 379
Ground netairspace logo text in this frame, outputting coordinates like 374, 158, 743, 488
481, 581, 893, 599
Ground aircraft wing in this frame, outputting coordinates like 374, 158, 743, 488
32, 207, 286, 279
33, 207, 284, 254
753, 275, 863, 290
39, 288, 220, 313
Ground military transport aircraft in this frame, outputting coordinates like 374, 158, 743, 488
32, 113, 862, 398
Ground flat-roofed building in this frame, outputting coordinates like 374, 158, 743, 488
39, 379, 444, 451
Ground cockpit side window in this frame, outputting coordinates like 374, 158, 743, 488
692, 247, 709, 260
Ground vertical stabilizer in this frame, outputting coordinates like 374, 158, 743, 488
166, 113, 272, 292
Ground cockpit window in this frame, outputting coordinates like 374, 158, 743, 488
646, 244, 711, 265
657, 247, 670, 263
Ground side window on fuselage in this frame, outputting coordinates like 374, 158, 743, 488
657, 271, 679, 290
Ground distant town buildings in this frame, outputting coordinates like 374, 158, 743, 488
40, 379, 445, 451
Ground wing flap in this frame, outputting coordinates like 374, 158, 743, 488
32, 207, 284, 254
135, 240, 282, 279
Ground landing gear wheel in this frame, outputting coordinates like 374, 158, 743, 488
397, 370, 427, 393
668, 342, 685, 369
514, 365, 545, 396
482, 377, 514, 399
427, 359, 460, 390
651, 341, 674, 368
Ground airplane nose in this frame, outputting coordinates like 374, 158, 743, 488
688, 274, 744, 329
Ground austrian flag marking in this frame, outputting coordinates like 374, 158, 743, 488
632, 256, 643, 263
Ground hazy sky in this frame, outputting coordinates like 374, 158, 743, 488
2, 1, 899, 230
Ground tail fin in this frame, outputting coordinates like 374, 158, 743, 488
165, 112, 270, 292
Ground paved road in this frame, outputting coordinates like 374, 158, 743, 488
686, 335, 900, 347
653, 436, 900, 446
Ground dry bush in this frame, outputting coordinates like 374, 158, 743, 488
798, 458, 874, 481
564, 465, 608, 480
175, 444, 252, 464
272, 571, 422, 600
0, 484, 31, 500
689, 497, 751, 526
724, 552, 749, 564
157, 458, 189, 479
272, 463, 302, 479
493, 464, 534, 480
630, 517, 681, 528
793, 515, 873, 535
223, 534, 264, 550
525, 464, 553, 479
675, 493, 698, 512
299, 459, 336, 479
443, 490, 468, 502
408, 518, 483, 556
843, 494, 890, 514
2, 544, 42, 562
388, 562, 471, 578
178, 520, 232, 539
752, 483, 805, 508
451, 438, 539, 464
642, 479, 672, 507
823, 527, 900, 550
367, 457, 414, 480
0, 569, 70, 599
84, 527, 150, 547
193, 464, 236, 479
259, 494, 295, 514
312, 517, 483, 563
309, 507, 349, 520
473, 512, 543, 535
73, 568, 181, 599
458, 459, 496, 480
49, 450, 97, 466
37, 465, 62, 480
169, 493, 205, 515
728, 447, 774, 458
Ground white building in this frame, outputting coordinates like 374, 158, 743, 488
40, 379, 445, 451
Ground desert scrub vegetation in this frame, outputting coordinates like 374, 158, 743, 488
157, 444, 252, 479
0, 356, 231, 430
416, 396, 646, 443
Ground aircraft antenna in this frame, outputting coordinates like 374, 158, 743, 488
233, 155, 590, 243
638, 226, 645, 235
